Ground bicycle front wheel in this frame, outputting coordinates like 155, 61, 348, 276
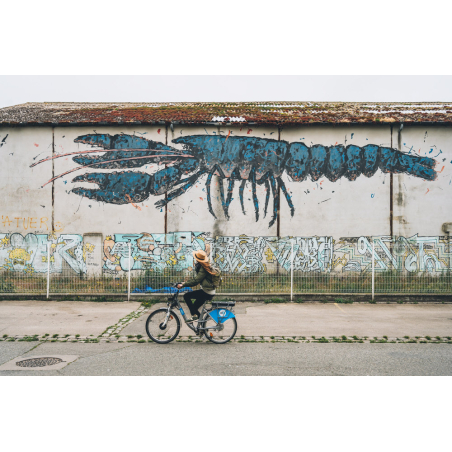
145, 308, 180, 344
203, 312, 237, 344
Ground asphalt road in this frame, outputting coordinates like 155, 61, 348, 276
1, 342, 451, 376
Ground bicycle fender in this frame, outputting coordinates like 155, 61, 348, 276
209, 308, 235, 324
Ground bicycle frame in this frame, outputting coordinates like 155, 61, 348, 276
161, 288, 226, 334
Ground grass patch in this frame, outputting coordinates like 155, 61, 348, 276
335, 298, 353, 304
264, 297, 286, 304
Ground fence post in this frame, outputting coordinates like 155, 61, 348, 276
46, 243, 50, 299
128, 242, 131, 302
372, 239, 375, 301
290, 241, 294, 302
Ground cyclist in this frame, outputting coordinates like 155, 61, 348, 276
176, 249, 216, 322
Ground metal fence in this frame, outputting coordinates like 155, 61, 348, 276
0, 240, 451, 298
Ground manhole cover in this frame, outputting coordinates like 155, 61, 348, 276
16, 357, 64, 368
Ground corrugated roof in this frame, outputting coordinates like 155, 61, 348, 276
1, 102, 452, 126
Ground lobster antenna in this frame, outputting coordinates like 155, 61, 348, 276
40, 154, 194, 188
31, 148, 188, 168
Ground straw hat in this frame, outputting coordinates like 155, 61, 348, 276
193, 249, 209, 263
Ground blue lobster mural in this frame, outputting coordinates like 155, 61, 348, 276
34, 134, 438, 227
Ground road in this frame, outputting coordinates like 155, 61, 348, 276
1, 341, 451, 376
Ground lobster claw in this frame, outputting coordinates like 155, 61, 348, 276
71, 171, 153, 204
71, 167, 183, 204
148, 167, 181, 196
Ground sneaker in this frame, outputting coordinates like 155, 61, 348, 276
186, 315, 199, 323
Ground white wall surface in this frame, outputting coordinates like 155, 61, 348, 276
0, 126, 53, 234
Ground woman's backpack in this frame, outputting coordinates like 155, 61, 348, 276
208, 265, 223, 288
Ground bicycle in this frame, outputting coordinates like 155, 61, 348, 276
145, 284, 237, 344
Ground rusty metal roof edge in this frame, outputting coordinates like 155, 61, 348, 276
3, 120, 452, 128
2, 101, 452, 126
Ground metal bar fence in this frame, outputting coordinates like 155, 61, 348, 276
0, 238, 451, 296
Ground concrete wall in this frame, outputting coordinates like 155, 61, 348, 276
0, 124, 451, 276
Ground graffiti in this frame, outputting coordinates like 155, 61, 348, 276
32, 134, 438, 228
214, 235, 333, 273
0, 231, 449, 275
334, 235, 451, 273
1, 216, 51, 230
214, 236, 268, 273
102, 232, 211, 274
0, 233, 91, 274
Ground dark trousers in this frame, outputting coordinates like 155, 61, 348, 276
184, 289, 214, 316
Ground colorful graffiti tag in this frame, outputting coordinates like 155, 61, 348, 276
0, 233, 92, 274
1, 232, 449, 275
214, 236, 333, 273
334, 235, 451, 273
33, 134, 438, 228
102, 232, 211, 274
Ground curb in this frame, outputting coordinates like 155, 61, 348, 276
1, 334, 451, 344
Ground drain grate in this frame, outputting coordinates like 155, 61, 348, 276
16, 357, 64, 368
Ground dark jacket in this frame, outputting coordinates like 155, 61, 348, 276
182, 263, 215, 292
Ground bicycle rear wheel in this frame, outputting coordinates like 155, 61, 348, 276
145, 308, 180, 344
203, 312, 237, 344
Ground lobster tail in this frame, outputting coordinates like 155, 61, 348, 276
380, 147, 437, 181
285, 142, 438, 183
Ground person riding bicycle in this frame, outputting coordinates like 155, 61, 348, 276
176, 249, 216, 323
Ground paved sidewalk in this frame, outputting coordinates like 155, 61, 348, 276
1, 300, 450, 338
123, 302, 452, 337
0, 300, 141, 336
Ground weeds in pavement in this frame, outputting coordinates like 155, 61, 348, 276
264, 297, 285, 304
404, 336, 409, 339
75, 334, 80, 338
425, 336, 431, 340
383, 335, 388, 340
335, 298, 353, 304
52, 334, 58, 338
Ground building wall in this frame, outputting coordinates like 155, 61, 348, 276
0, 124, 451, 276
